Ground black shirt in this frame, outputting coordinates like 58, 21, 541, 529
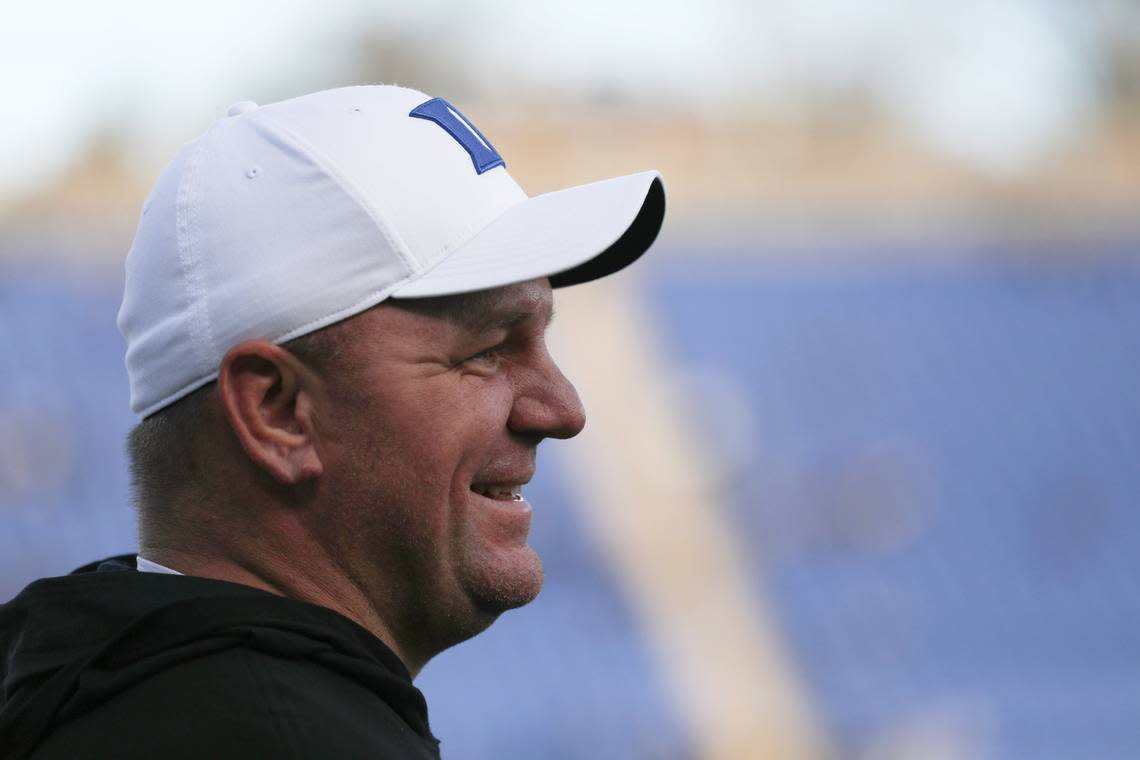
0, 555, 441, 759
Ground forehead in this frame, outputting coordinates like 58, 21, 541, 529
387, 279, 555, 331
304, 280, 556, 370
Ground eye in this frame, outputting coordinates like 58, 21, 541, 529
469, 347, 499, 363
462, 343, 504, 369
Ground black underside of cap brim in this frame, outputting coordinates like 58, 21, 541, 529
548, 176, 665, 289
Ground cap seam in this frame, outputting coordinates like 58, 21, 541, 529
175, 139, 216, 376
416, 189, 526, 274
251, 110, 418, 274
271, 278, 410, 344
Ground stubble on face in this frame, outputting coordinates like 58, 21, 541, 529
305, 280, 573, 655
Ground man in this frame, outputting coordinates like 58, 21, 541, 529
0, 85, 664, 758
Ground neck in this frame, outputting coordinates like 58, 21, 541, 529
139, 540, 427, 677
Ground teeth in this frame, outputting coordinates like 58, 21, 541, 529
473, 484, 522, 500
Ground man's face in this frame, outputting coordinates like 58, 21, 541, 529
308, 278, 585, 655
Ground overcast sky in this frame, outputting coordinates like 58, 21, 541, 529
1, 0, 1124, 196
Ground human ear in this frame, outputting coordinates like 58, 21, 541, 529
216, 340, 323, 485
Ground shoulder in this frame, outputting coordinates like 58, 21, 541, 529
30, 647, 439, 760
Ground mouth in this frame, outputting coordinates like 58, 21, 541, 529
470, 483, 525, 502
469, 475, 534, 515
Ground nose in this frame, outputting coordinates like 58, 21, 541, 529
508, 353, 587, 441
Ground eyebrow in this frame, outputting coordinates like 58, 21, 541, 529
475, 303, 556, 333
391, 290, 556, 333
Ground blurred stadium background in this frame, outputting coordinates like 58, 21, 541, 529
3, 1, 1140, 758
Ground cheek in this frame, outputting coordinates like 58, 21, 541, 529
330, 378, 515, 511
417, 379, 515, 458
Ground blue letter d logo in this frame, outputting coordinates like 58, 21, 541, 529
409, 97, 505, 175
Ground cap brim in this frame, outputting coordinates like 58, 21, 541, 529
391, 170, 665, 298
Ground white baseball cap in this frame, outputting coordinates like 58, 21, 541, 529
118, 85, 665, 417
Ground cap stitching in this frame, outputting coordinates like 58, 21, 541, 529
251, 111, 418, 274
400, 193, 525, 281
270, 279, 410, 345
175, 139, 216, 378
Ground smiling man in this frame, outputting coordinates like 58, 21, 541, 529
0, 85, 663, 759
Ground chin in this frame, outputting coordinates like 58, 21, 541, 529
465, 545, 545, 616
421, 550, 544, 659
